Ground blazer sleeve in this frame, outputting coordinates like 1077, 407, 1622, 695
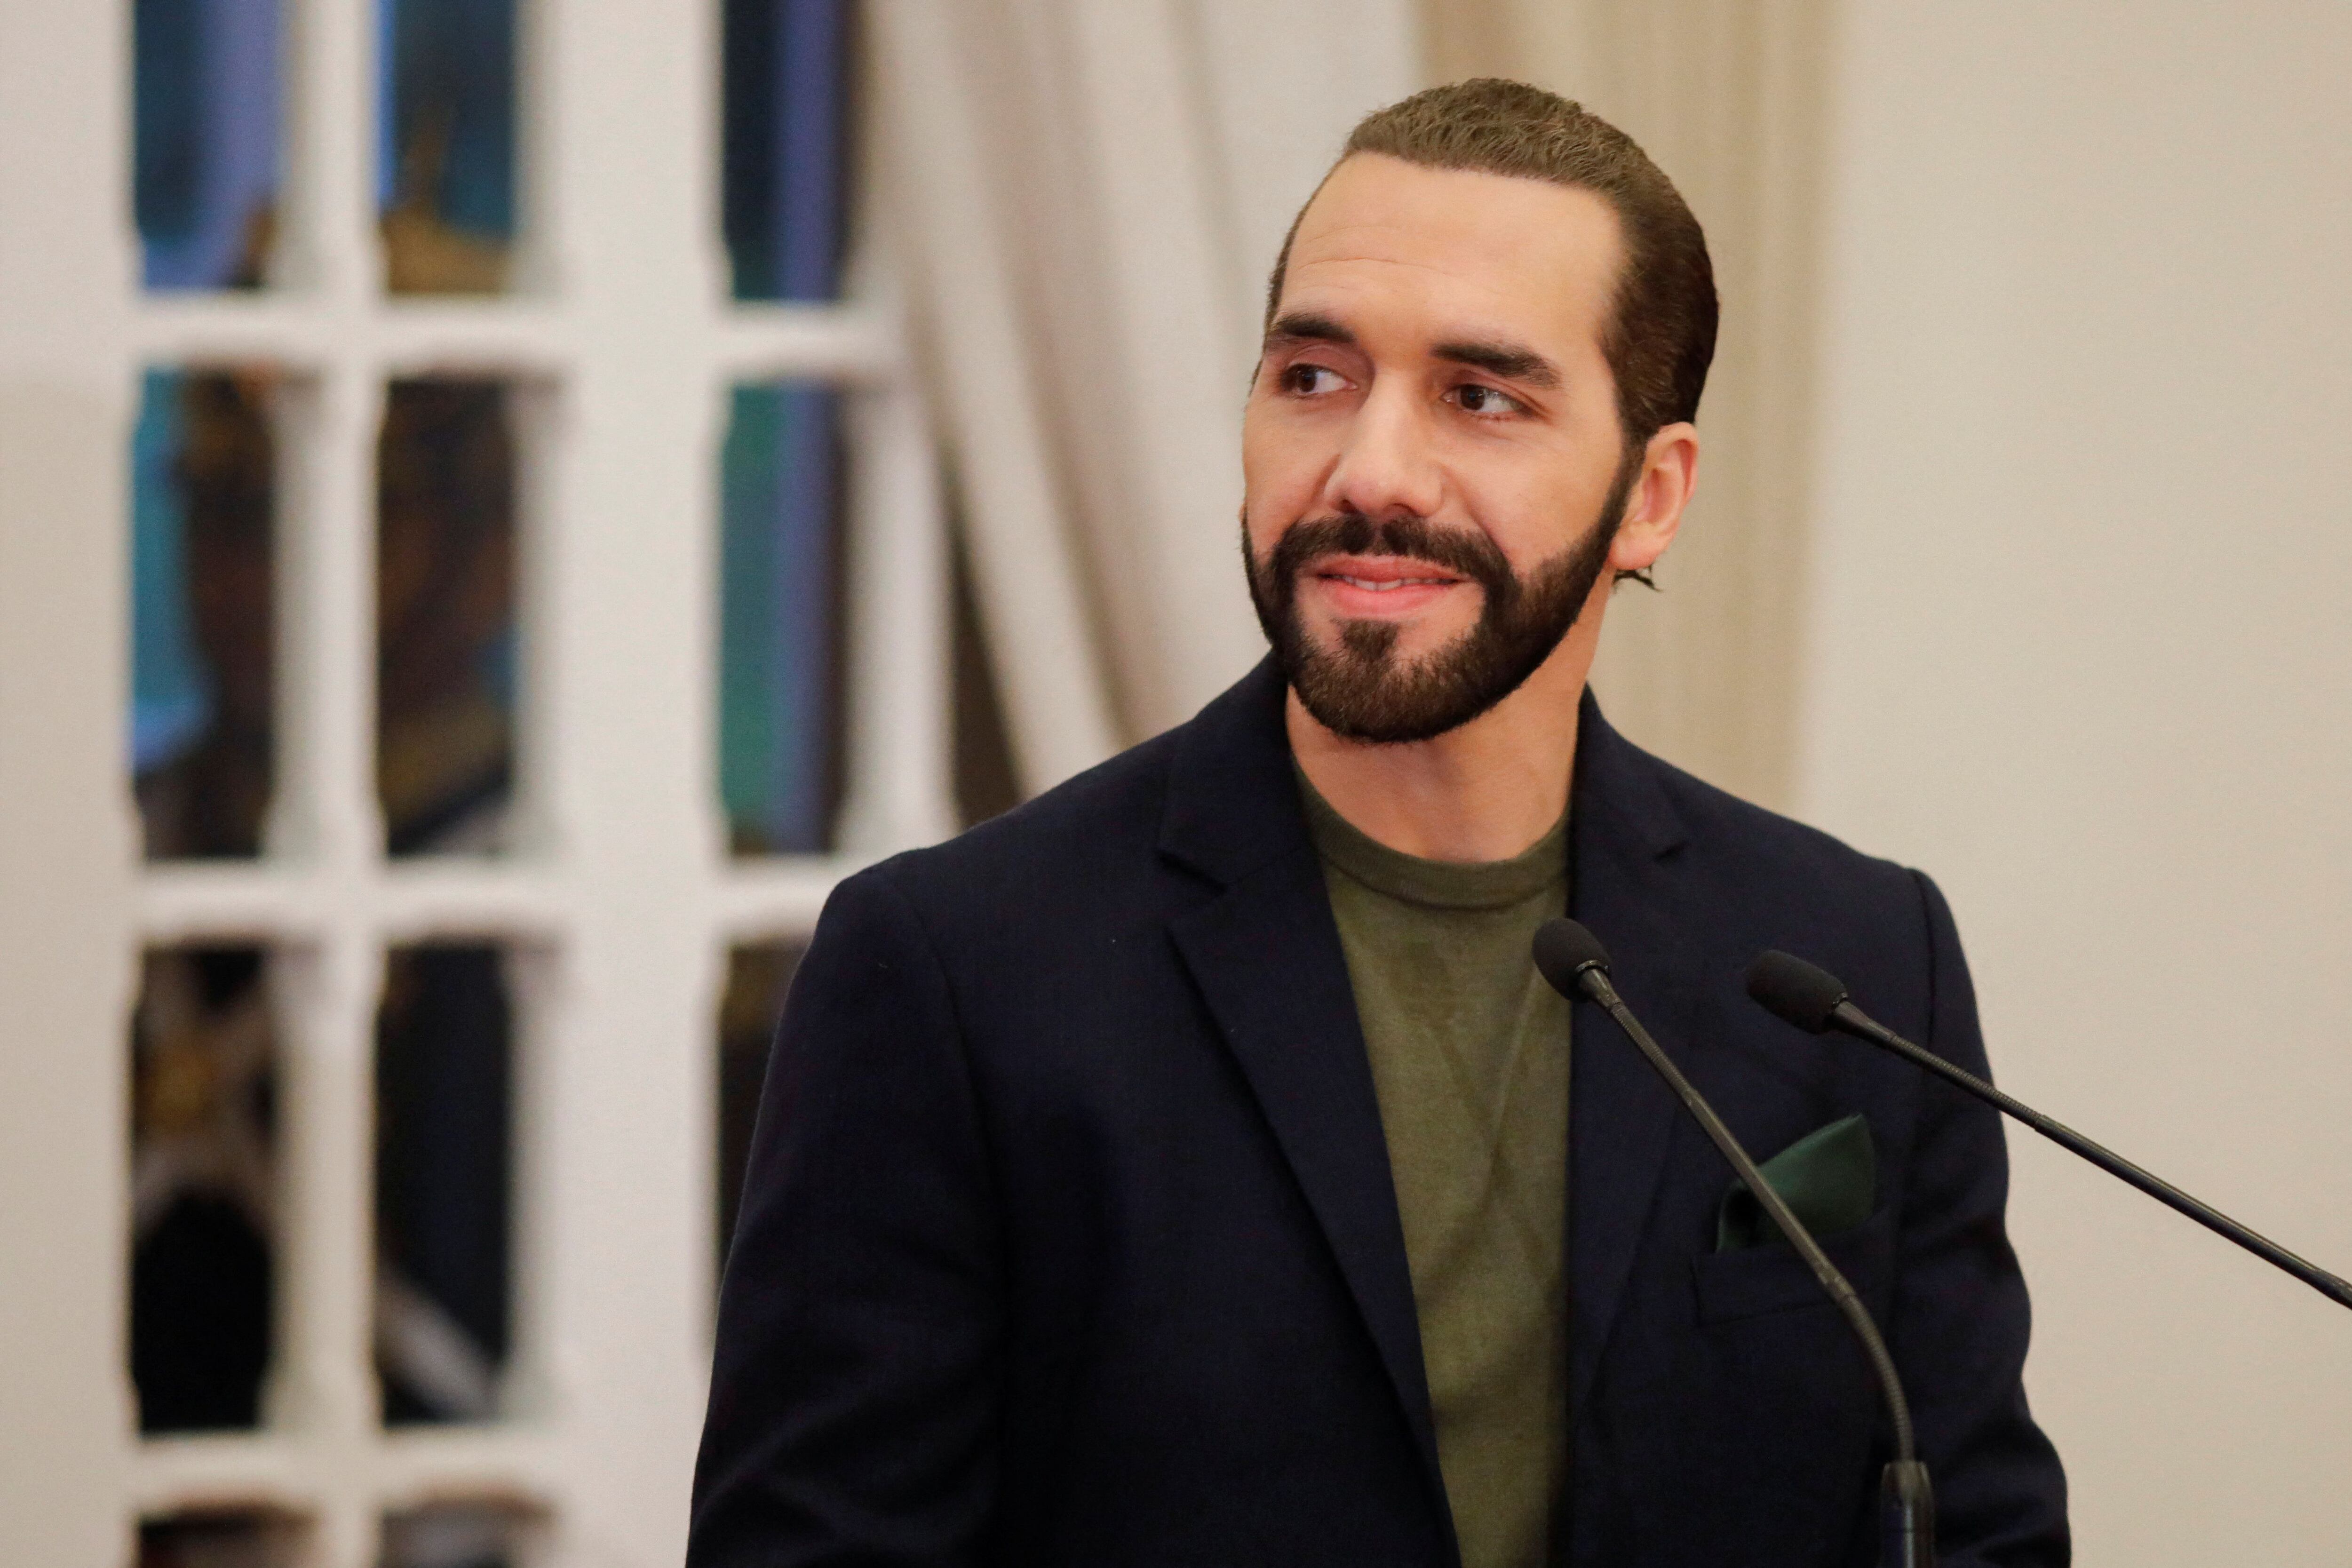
1889, 870, 2070, 1566
688, 867, 1003, 1567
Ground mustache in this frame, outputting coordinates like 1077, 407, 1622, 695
1267, 512, 1514, 594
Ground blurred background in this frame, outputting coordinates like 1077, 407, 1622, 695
2, 1, 2348, 1564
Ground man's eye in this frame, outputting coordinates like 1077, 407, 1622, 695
1452, 384, 1527, 417
1282, 364, 1347, 396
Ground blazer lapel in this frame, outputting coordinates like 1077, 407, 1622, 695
1565, 696, 1700, 1417
1159, 661, 1450, 1529
1154, 667, 1705, 1520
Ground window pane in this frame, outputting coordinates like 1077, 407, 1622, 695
139, 1505, 309, 1568
380, 0, 519, 294
375, 943, 513, 1426
377, 379, 518, 858
131, 945, 278, 1435
135, 0, 283, 290
133, 368, 278, 860
381, 1499, 546, 1568
715, 941, 803, 1271
718, 382, 843, 855
720, 0, 852, 302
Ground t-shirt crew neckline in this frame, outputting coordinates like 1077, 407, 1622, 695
1293, 764, 1570, 910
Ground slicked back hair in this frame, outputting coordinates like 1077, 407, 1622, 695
1265, 79, 1718, 445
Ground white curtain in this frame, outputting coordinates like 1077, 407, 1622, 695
872, 0, 1419, 790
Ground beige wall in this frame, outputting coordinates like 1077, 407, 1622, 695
0, 3, 139, 1555
1799, 4, 2352, 1560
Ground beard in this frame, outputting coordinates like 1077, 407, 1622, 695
1245, 450, 1642, 744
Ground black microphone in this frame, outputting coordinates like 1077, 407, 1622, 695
1746, 949, 2352, 1313
1534, 920, 1936, 1568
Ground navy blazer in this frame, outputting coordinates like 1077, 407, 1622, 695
690, 659, 2068, 1566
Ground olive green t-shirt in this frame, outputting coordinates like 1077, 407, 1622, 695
1298, 772, 1571, 1568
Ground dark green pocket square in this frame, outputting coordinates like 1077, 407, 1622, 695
1716, 1113, 1877, 1252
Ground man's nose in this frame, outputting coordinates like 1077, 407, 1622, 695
1321, 382, 1443, 523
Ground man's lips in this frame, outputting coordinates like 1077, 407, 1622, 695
1304, 555, 1470, 614
1309, 554, 1467, 588
1323, 572, 1458, 592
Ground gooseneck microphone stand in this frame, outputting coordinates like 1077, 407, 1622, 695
1746, 949, 2352, 1314
1534, 920, 1935, 1568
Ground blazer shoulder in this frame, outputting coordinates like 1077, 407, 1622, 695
1607, 738, 1965, 1054
1632, 740, 1926, 923
859, 725, 1188, 927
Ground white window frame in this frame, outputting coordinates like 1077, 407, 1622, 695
0, 2, 952, 1563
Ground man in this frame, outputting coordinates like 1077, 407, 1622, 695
691, 80, 2068, 1566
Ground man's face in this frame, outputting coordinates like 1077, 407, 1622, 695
1242, 153, 1648, 742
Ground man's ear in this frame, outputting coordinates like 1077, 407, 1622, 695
1608, 422, 1700, 578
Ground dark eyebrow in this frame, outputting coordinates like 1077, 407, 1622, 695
1263, 312, 1562, 391
1263, 310, 1356, 350
1433, 338, 1561, 390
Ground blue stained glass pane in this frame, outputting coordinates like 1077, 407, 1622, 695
135, 0, 283, 290
718, 382, 842, 853
135, 1, 205, 244
721, 0, 851, 302
132, 371, 213, 772
379, 0, 518, 294
131, 369, 280, 860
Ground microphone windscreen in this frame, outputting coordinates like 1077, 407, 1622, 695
1745, 950, 1849, 1033
1533, 918, 1611, 999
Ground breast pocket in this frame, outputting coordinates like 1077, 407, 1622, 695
1690, 1203, 1896, 1326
